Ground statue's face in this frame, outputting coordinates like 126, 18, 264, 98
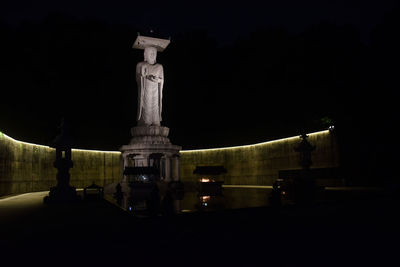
144, 47, 157, 64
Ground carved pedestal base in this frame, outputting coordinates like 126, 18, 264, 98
120, 125, 181, 183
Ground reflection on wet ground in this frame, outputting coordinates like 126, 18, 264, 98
180, 187, 272, 212
105, 182, 273, 217
105, 180, 387, 218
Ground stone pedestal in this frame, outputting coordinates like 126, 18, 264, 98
120, 125, 181, 183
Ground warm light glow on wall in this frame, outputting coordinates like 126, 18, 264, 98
72, 148, 121, 154
1, 131, 51, 149
1, 129, 330, 155
181, 130, 330, 153
0, 131, 121, 154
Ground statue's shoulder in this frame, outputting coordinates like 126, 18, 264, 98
153, 63, 163, 70
136, 61, 146, 68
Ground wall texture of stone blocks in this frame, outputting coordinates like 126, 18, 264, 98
0, 129, 339, 196
180, 130, 340, 185
0, 131, 121, 196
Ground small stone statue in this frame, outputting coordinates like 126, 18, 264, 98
294, 133, 316, 169
294, 133, 317, 205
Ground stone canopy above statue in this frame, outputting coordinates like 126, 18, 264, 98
132, 35, 170, 52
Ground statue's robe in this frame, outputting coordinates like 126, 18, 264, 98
136, 62, 164, 126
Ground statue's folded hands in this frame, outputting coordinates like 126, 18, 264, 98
145, 74, 162, 83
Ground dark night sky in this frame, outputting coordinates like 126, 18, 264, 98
1, 0, 399, 177
1, 0, 397, 44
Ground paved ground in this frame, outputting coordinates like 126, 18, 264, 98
0, 191, 49, 223
0, 190, 399, 267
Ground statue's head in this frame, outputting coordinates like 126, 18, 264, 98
144, 46, 157, 64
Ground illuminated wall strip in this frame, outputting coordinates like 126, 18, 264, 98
0, 131, 52, 149
71, 148, 121, 154
180, 130, 330, 153
1, 129, 330, 154
0, 130, 120, 154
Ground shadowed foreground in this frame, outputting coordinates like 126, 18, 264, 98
0, 191, 399, 267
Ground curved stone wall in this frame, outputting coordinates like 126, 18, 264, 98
180, 130, 340, 185
0, 129, 339, 196
0, 131, 121, 196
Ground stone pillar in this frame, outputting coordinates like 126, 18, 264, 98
122, 153, 130, 182
120, 153, 125, 182
172, 154, 180, 181
164, 156, 171, 182
174, 200, 181, 213
136, 154, 147, 167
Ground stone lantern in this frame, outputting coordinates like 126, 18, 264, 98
44, 118, 79, 204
